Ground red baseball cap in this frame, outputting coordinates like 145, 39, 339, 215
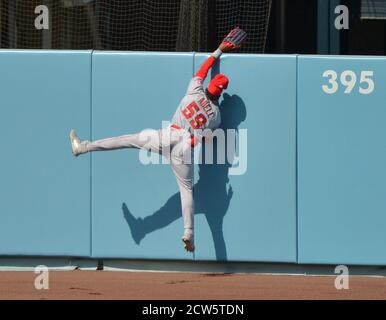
208, 74, 229, 96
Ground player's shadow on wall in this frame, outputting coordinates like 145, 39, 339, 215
122, 93, 247, 261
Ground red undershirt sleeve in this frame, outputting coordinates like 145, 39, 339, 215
194, 56, 217, 80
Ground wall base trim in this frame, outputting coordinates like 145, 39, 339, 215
0, 257, 385, 277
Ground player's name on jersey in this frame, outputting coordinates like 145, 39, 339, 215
199, 97, 215, 119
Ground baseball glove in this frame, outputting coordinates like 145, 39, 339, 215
221, 27, 247, 49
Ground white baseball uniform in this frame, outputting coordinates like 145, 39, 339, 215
79, 55, 222, 239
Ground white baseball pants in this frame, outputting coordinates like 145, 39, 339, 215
82, 126, 194, 233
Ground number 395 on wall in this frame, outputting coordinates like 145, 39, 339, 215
322, 70, 374, 94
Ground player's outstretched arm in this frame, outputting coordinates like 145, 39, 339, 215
194, 27, 247, 80
194, 50, 220, 80
194, 43, 233, 80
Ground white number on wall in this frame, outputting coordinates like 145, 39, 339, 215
340, 70, 356, 93
359, 71, 374, 94
322, 70, 374, 95
322, 70, 339, 94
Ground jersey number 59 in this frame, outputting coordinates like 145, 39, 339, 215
181, 101, 207, 129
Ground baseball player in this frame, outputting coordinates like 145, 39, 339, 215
69, 28, 246, 252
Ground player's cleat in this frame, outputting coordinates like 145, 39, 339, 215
182, 233, 195, 252
69, 129, 85, 157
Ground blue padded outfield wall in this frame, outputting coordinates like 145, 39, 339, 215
0, 50, 91, 256
298, 56, 386, 265
91, 52, 296, 262
0, 50, 386, 266
193, 54, 296, 262
91, 52, 195, 260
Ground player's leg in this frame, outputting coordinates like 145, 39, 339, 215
69, 128, 163, 157
170, 144, 195, 252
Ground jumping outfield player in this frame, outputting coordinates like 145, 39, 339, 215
69, 28, 246, 253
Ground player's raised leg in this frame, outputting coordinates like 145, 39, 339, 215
69, 128, 163, 157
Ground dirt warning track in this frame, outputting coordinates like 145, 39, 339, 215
0, 270, 385, 300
